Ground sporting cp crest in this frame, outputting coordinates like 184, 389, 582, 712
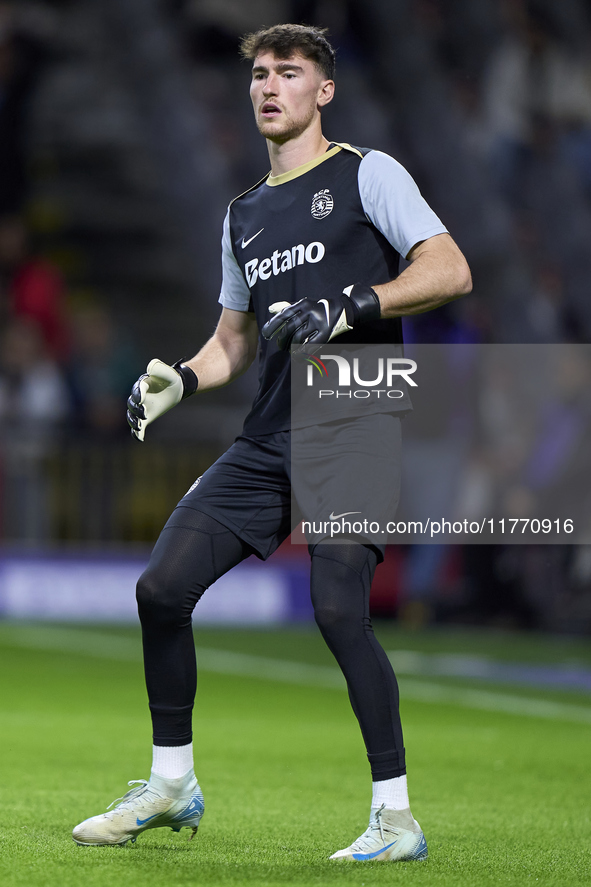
311, 189, 334, 219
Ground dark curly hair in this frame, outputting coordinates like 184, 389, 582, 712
239, 23, 336, 81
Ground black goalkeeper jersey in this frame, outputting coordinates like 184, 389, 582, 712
219, 143, 447, 435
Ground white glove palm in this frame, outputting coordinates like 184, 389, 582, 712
126, 358, 184, 442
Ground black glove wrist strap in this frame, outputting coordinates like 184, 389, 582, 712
347, 283, 382, 324
172, 360, 199, 399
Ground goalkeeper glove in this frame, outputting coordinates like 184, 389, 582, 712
261, 283, 381, 352
126, 358, 198, 441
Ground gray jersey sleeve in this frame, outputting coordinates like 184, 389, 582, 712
358, 150, 448, 259
218, 208, 252, 310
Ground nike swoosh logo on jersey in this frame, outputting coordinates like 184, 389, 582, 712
329, 511, 362, 520
242, 228, 264, 248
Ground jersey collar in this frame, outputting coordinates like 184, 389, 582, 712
266, 144, 343, 187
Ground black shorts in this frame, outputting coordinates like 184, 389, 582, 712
178, 414, 402, 561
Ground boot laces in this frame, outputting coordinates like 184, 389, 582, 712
349, 803, 391, 852
104, 780, 154, 819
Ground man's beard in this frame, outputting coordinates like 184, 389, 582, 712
256, 104, 316, 144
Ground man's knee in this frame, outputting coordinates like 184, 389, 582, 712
311, 555, 357, 634
136, 567, 167, 624
310, 543, 378, 635
136, 565, 200, 628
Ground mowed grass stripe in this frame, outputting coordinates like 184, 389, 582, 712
2, 624, 591, 724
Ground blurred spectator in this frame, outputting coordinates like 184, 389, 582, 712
0, 214, 70, 360
512, 348, 591, 531
0, 315, 69, 540
0, 314, 68, 429
66, 303, 138, 438
525, 263, 582, 343
482, 1, 591, 202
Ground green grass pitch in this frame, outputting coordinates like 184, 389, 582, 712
0, 622, 590, 887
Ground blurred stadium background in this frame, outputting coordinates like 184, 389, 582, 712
2, 0, 591, 632
1, 3, 591, 885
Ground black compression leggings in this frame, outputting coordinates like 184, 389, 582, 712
136, 507, 405, 780
310, 544, 405, 779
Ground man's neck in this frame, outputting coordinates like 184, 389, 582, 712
266, 129, 330, 177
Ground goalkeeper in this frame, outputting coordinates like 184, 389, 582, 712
73, 23, 471, 861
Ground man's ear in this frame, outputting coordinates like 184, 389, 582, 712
318, 79, 335, 108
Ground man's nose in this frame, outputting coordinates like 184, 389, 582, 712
263, 73, 278, 95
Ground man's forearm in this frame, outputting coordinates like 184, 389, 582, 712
183, 328, 257, 392
373, 233, 472, 319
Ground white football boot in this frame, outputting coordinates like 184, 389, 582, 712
330, 804, 428, 862
72, 770, 204, 846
